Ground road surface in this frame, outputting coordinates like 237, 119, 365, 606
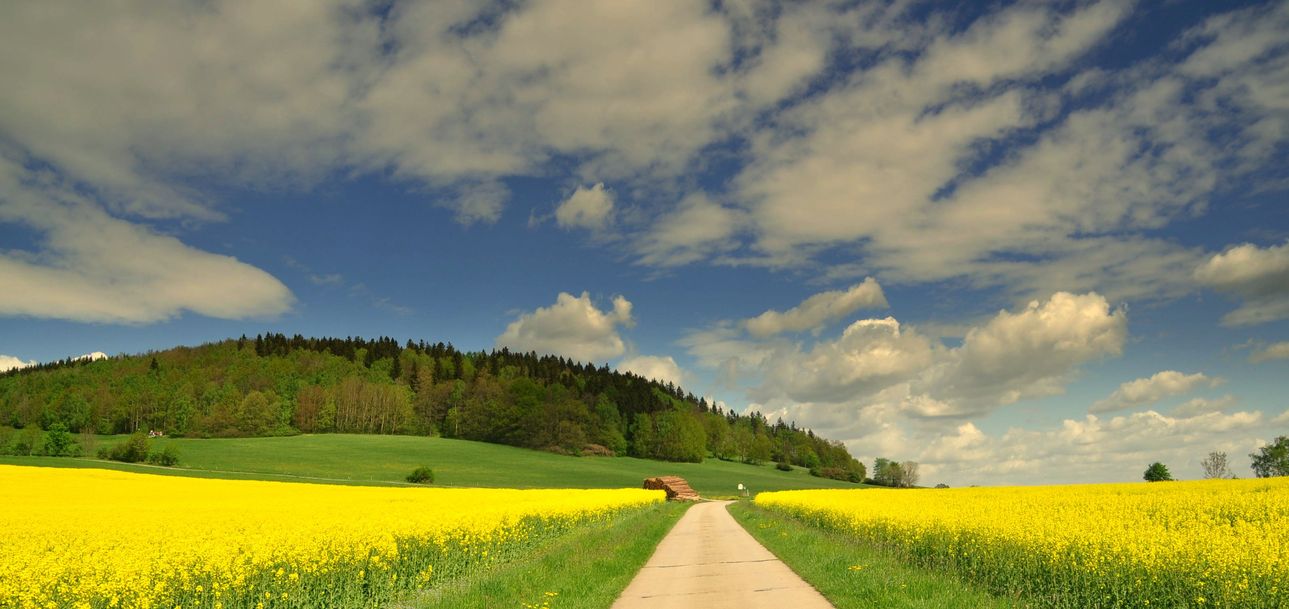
611, 500, 835, 609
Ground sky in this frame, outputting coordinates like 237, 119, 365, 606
1, 0, 1287, 486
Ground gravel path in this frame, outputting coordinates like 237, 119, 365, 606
611, 500, 835, 609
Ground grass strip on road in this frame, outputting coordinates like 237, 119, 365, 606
728, 501, 1027, 609
402, 501, 690, 609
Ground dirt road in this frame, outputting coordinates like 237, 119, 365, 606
611, 500, 835, 609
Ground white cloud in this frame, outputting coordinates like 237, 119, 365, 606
555, 183, 614, 230
607, 1, 1289, 310
1250, 341, 1289, 363
1171, 395, 1237, 418
447, 181, 509, 226
0, 157, 294, 324
618, 355, 686, 387
635, 193, 742, 267
1195, 241, 1289, 326
732, 292, 1125, 419
756, 317, 936, 404
745, 278, 888, 338
766, 390, 1272, 486
496, 292, 634, 363
1090, 370, 1218, 414
0, 355, 36, 373
922, 292, 1126, 412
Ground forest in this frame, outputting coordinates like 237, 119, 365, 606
0, 334, 866, 479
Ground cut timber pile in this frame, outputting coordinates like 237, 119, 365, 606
643, 476, 700, 502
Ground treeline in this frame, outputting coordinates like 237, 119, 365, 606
0, 335, 865, 477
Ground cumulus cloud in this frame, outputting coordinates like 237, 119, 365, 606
745, 278, 888, 338
555, 183, 614, 230
0, 354, 36, 373
923, 292, 1127, 412
764, 389, 1272, 486
618, 355, 686, 387
1249, 341, 1289, 363
0, 157, 294, 324
741, 292, 1126, 418
756, 317, 936, 404
496, 292, 634, 363
1090, 370, 1219, 414
1194, 241, 1289, 325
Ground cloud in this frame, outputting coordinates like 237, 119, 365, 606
745, 278, 888, 338
599, 1, 1289, 309
618, 355, 685, 387
923, 292, 1126, 412
914, 409, 1269, 486
1090, 370, 1219, 414
1250, 341, 1289, 363
447, 181, 509, 226
555, 183, 614, 230
1171, 395, 1237, 418
496, 292, 634, 363
0, 355, 36, 373
0, 157, 294, 324
756, 317, 936, 404
765, 389, 1272, 486
634, 193, 742, 267
737, 291, 1125, 418
1195, 241, 1289, 325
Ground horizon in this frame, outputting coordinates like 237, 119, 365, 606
1, 0, 1286, 487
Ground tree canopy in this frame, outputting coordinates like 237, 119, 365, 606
0, 334, 866, 475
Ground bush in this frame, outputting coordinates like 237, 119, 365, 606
775, 461, 793, 472
147, 445, 180, 467
1143, 462, 1173, 482
811, 466, 860, 483
406, 466, 434, 484
43, 422, 77, 457
108, 432, 150, 463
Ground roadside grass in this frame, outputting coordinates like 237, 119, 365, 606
1, 433, 865, 495
728, 502, 1028, 609
400, 501, 690, 609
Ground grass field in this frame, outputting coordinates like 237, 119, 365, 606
0, 432, 866, 496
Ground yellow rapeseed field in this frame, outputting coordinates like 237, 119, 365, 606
0, 465, 662, 609
757, 478, 1288, 608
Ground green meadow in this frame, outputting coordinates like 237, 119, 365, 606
1, 432, 866, 496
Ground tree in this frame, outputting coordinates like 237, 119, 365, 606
1250, 436, 1289, 478
1143, 462, 1173, 482
42, 422, 76, 457
1200, 451, 1233, 479
898, 461, 920, 488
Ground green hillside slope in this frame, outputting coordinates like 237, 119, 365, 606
0, 433, 866, 496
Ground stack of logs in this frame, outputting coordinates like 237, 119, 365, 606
643, 476, 701, 502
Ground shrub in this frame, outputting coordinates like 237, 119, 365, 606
147, 445, 180, 467
108, 432, 150, 463
43, 423, 77, 457
406, 466, 434, 484
775, 461, 793, 472
811, 466, 860, 483
1144, 462, 1173, 482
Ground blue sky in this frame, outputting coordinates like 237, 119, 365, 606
1, 0, 1287, 485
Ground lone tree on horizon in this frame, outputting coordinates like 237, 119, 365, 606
1144, 462, 1173, 482
1201, 451, 1233, 479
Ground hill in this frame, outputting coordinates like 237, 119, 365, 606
0, 334, 867, 481
0, 433, 866, 496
